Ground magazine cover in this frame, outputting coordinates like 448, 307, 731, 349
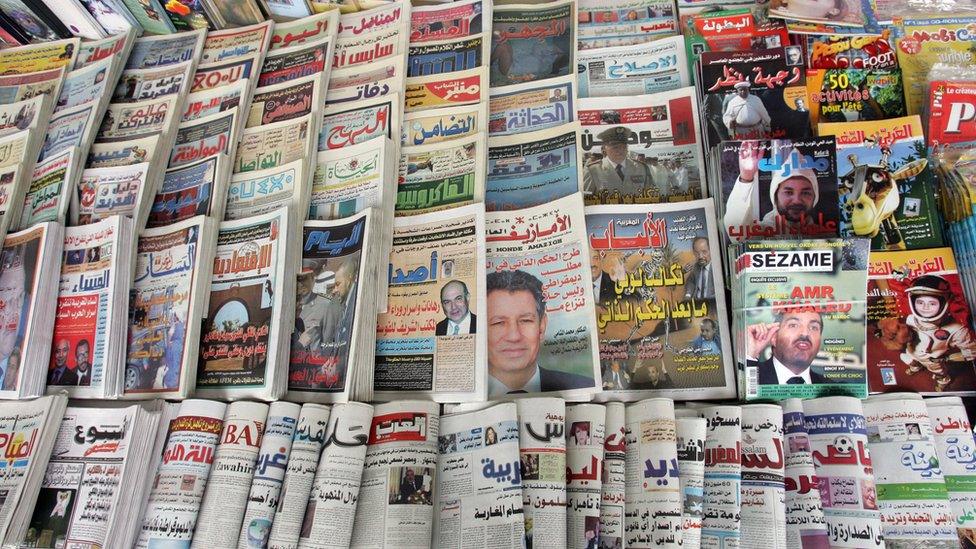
804, 68, 905, 126
805, 31, 897, 69
895, 17, 976, 116
579, 87, 705, 205
698, 48, 812, 151
719, 137, 841, 243
733, 238, 870, 400
288, 214, 366, 401
819, 115, 944, 251
489, 0, 575, 87
124, 216, 214, 399
374, 204, 487, 402
585, 199, 736, 401
866, 248, 976, 395
484, 193, 601, 399
197, 210, 293, 399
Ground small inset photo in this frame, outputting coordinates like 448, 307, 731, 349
388, 466, 433, 505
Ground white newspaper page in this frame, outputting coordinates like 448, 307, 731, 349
927, 397, 976, 544
238, 401, 301, 549
374, 204, 487, 402
268, 403, 331, 549
624, 398, 683, 548
739, 404, 786, 549
863, 394, 956, 547
136, 399, 227, 548
191, 401, 270, 548
675, 417, 706, 549
781, 399, 829, 548
577, 35, 689, 98
802, 396, 883, 548
600, 401, 626, 547
351, 401, 439, 548
27, 406, 137, 549
299, 402, 374, 548
699, 405, 742, 549
566, 403, 605, 548
517, 397, 567, 547
434, 402, 525, 548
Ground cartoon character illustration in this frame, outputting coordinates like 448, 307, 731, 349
839, 142, 927, 250
900, 274, 976, 391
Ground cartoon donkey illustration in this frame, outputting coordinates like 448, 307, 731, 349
839, 140, 928, 250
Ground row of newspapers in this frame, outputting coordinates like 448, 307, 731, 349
3, 393, 976, 548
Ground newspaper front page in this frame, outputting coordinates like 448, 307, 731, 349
739, 404, 787, 549
486, 123, 583, 211
135, 399, 226, 548
374, 204, 486, 401
402, 103, 486, 147
517, 398, 567, 547
238, 400, 301, 549
566, 403, 605, 547
802, 396, 883, 548
863, 394, 956, 547
674, 416, 705, 549
484, 192, 601, 399
350, 401, 439, 548
577, 36, 688, 99
699, 405, 742, 549
781, 399, 829, 548
191, 401, 270, 548
625, 398, 683, 548
488, 76, 575, 137
434, 402, 525, 547
927, 397, 976, 544
396, 134, 485, 217
600, 401, 626, 547
299, 402, 374, 548
267, 403, 331, 549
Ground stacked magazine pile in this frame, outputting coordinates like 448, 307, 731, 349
0, 394, 67, 546
23, 401, 164, 549
730, 238, 870, 401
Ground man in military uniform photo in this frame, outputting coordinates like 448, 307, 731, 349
583, 126, 654, 202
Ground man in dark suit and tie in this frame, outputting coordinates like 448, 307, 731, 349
397, 468, 426, 503
684, 236, 715, 301
747, 310, 828, 385
435, 280, 477, 336
591, 251, 618, 305
486, 270, 594, 396
48, 339, 77, 386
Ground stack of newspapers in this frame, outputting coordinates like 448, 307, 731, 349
34, 33, 135, 232
79, 31, 205, 232
48, 216, 135, 399
24, 401, 166, 548
0, 394, 67, 546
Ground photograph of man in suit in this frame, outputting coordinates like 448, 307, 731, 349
48, 339, 77, 386
747, 309, 828, 385
435, 280, 476, 336
683, 236, 715, 301
74, 339, 92, 386
487, 269, 593, 396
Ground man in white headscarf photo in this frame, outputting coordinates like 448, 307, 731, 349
723, 141, 820, 235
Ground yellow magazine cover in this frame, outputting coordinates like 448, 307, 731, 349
894, 17, 976, 116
